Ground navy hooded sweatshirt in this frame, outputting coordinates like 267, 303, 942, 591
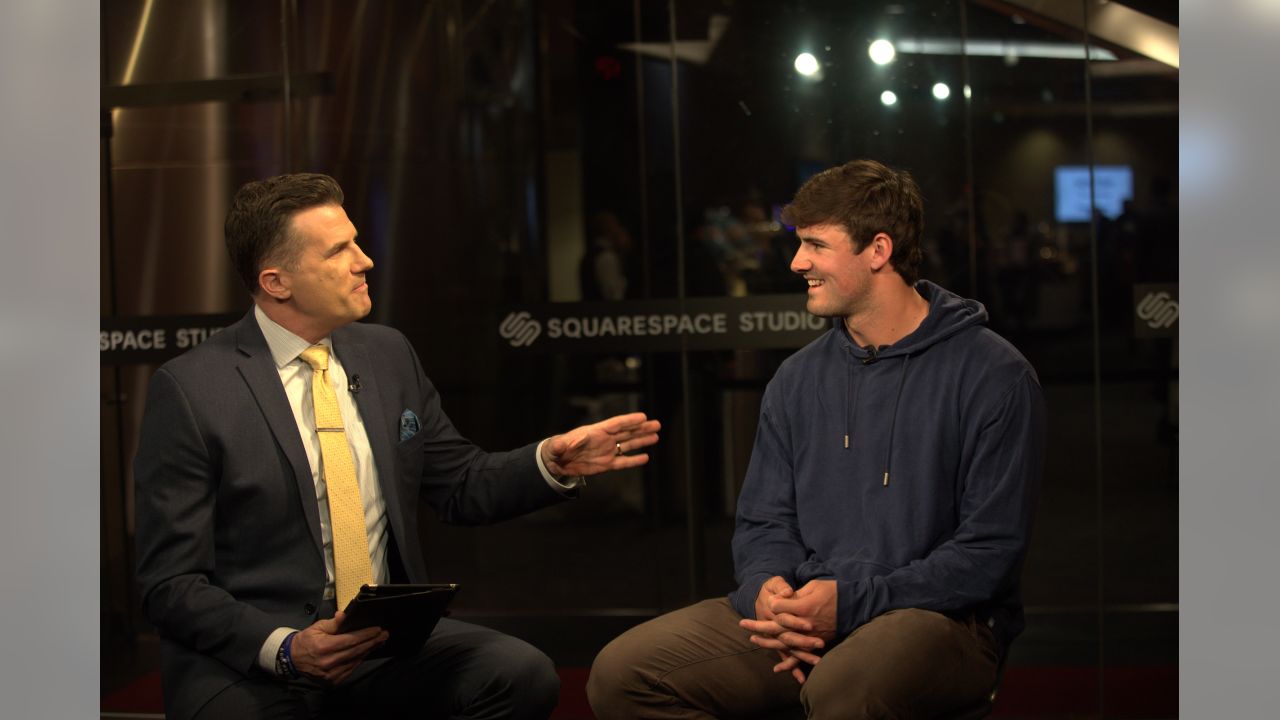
728, 280, 1046, 654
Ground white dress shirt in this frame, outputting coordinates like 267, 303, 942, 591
252, 306, 577, 672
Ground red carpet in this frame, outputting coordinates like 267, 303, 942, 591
993, 665, 1177, 718
101, 669, 163, 713
102, 665, 1176, 718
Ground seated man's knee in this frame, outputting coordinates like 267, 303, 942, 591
586, 628, 649, 714
802, 666, 902, 720
460, 636, 559, 719
802, 609, 991, 719
505, 641, 561, 711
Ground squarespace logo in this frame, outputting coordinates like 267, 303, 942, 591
498, 296, 828, 353
499, 311, 542, 347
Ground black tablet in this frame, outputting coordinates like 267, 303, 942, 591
339, 583, 459, 657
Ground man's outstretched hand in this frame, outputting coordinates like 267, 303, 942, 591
541, 412, 661, 478
288, 612, 388, 685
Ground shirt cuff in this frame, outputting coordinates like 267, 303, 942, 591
257, 626, 299, 675
535, 438, 584, 494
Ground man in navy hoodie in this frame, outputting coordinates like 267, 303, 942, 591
588, 159, 1045, 719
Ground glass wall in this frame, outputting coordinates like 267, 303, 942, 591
102, 0, 1178, 714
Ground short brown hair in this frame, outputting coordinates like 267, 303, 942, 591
780, 159, 924, 285
224, 173, 345, 293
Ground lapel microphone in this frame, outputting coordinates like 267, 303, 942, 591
348, 374, 362, 394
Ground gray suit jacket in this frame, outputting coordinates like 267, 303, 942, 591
134, 310, 567, 719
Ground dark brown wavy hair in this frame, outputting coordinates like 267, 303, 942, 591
780, 159, 924, 285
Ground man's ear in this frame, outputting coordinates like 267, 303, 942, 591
258, 267, 291, 301
867, 232, 894, 271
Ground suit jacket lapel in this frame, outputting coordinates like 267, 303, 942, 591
233, 312, 325, 556
331, 327, 410, 551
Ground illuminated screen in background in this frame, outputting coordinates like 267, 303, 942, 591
1054, 165, 1134, 222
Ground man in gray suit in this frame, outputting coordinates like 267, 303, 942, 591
134, 173, 661, 719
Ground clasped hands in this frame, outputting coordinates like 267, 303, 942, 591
541, 412, 662, 478
739, 576, 838, 685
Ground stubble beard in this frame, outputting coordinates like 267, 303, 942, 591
807, 284, 866, 325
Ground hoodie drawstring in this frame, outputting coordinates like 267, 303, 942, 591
881, 355, 910, 486
844, 349, 854, 449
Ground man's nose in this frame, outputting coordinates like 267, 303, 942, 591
790, 248, 809, 274
355, 244, 374, 272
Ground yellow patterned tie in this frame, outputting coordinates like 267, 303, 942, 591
299, 344, 373, 611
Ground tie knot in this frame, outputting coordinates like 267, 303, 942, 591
299, 344, 330, 372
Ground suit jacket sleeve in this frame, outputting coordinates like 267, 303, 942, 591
395, 332, 567, 524
134, 367, 280, 675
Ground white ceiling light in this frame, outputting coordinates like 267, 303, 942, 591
869, 39, 896, 65
932, 82, 951, 100
794, 52, 820, 76
880, 90, 898, 106
896, 38, 1117, 61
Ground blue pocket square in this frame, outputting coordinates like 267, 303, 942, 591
399, 409, 420, 441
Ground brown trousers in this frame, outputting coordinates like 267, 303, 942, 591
587, 599, 998, 720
